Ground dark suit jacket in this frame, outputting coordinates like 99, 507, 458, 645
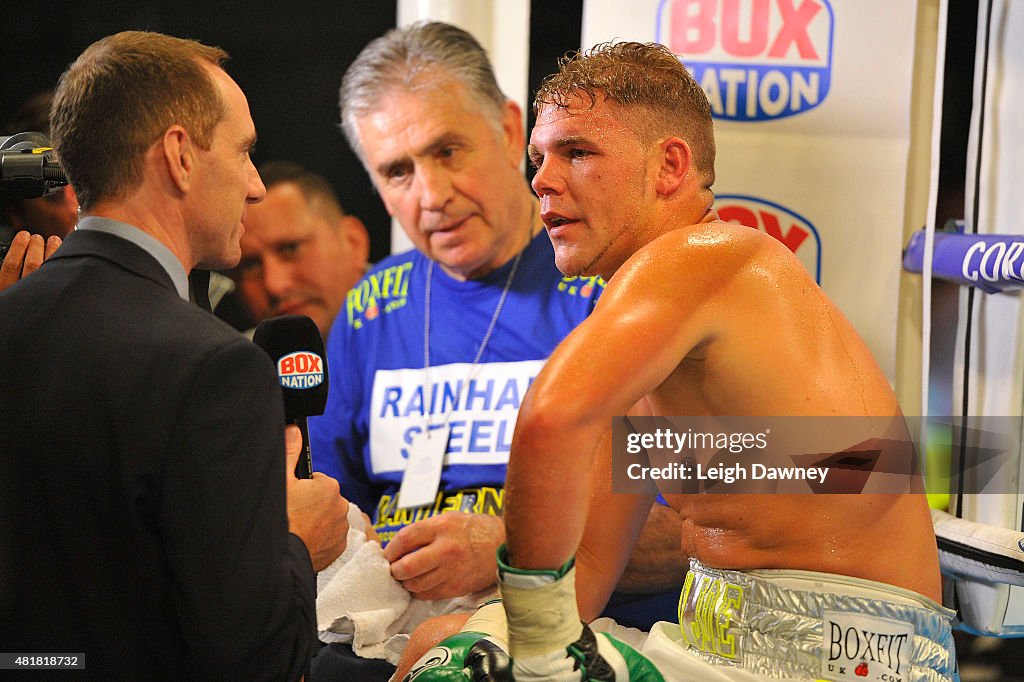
0, 229, 317, 680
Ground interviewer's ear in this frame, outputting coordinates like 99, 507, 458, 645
654, 137, 692, 196
161, 125, 194, 194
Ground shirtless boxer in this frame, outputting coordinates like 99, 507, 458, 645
402, 41, 955, 682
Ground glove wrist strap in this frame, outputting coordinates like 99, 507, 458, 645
496, 544, 583, 659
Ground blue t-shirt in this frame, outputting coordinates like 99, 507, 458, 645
309, 231, 602, 544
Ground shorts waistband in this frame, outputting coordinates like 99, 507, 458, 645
677, 559, 956, 681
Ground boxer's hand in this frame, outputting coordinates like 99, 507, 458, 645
402, 630, 511, 681
499, 549, 664, 681
402, 600, 662, 682
385, 512, 503, 600
511, 623, 663, 681
0, 231, 61, 292
284, 425, 349, 571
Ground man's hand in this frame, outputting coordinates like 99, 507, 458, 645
0, 231, 61, 292
284, 425, 349, 571
385, 512, 503, 600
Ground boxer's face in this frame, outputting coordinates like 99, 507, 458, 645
529, 94, 655, 279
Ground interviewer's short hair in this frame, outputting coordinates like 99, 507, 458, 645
51, 31, 228, 209
535, 41, 715, 182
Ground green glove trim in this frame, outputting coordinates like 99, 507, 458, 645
496, 543, 574, 584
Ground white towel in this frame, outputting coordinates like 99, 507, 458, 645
316, 504, 496, 663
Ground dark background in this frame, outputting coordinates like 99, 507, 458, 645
0, 0, 583, 263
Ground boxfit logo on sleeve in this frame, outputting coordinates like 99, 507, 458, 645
656, 0, 834, 121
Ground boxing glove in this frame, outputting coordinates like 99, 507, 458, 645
401, 601, 511, 681
499, 546, 664, 682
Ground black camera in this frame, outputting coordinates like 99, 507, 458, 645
0, 132, 68, 265
0, 131, 67, 199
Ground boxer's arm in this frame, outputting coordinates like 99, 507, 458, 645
505, 246, 717, 571
575, 429, 659, 621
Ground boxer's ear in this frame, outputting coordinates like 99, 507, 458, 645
654, 137, 691, 196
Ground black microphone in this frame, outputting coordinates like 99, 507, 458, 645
252, 315, 329, 479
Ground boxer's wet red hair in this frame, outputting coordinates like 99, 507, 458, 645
534, 41, 715, 185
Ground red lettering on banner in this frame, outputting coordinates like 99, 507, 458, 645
722, 0, 769, 58
769, 0, 821, 59
281, 357, 294, 374
667, 0, 822, 60
719, 206, 758, 229
671, 0, 716, 53
718, 206, 809, 254
759, 211, 809, 252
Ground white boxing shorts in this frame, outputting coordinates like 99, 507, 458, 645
604, 559, 956, 682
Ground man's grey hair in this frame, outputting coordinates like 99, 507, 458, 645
339, 21, 508, 162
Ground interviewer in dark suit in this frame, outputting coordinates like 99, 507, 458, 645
0, 31, 348, 680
